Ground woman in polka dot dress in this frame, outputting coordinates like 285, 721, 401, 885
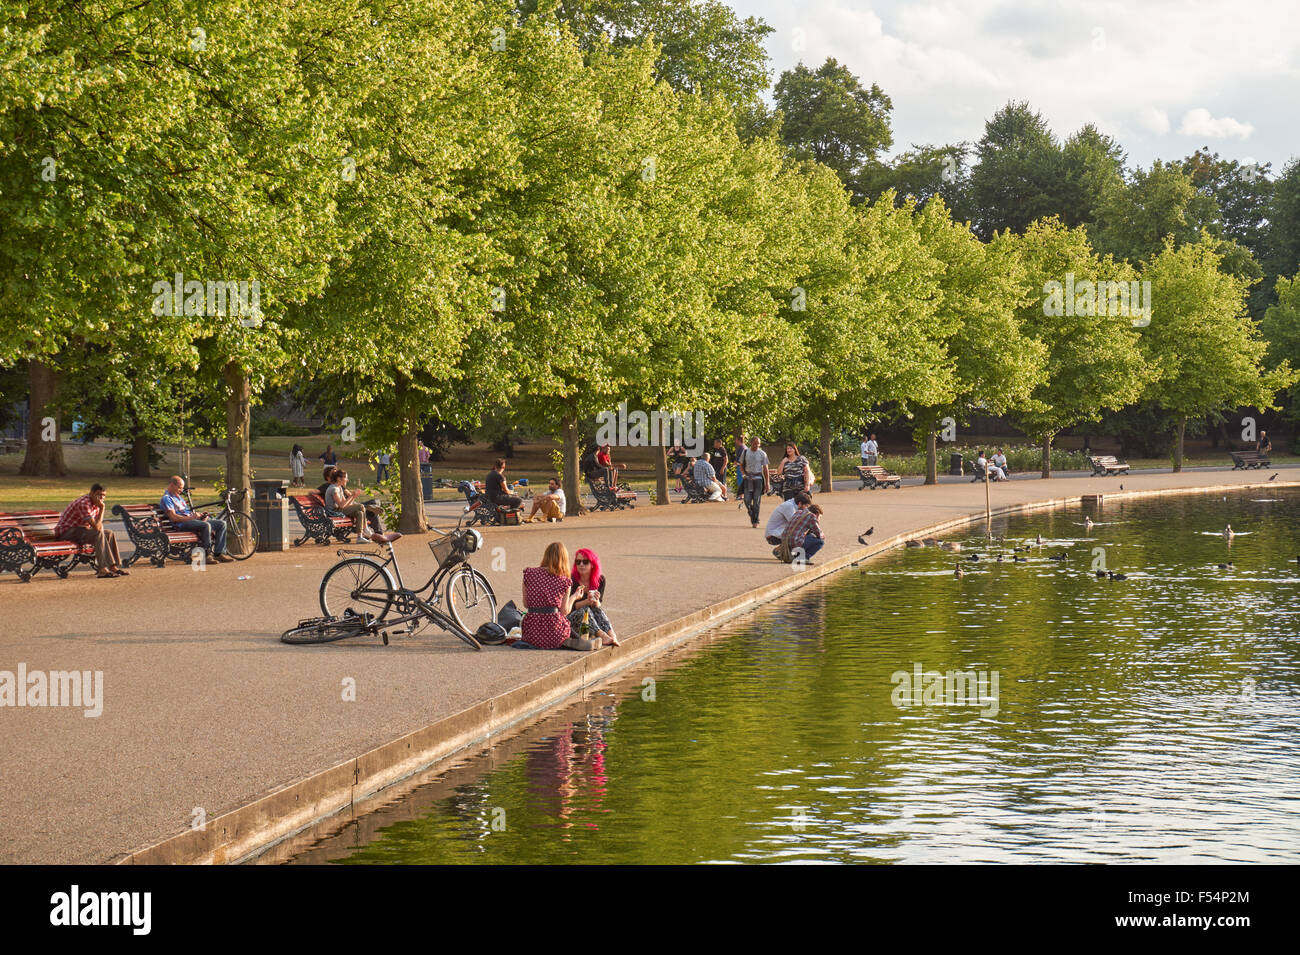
518, 542, 580, 649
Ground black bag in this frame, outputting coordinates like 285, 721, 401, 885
497, 600, 524, 631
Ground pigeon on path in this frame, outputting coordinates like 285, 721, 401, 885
858, 527, 874, 545
1270, 473, 1278, 481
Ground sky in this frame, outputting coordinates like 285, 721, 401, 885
726, 0, 1299, 173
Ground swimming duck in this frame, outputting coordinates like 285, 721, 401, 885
967, 553, 980, 561
922, 537, 940, 546
906, 539, 923, 548
939, 541, 962, 553
1095, 570, 1108, 577
1108, 571, 1128, 580
1223, 525, 1235, 540
1013, 556, 1028, 563
1218, 562, 1234, 570
954, 563, 964, 579
1084, 517, 1094, 530
1049, 552, 1066, 562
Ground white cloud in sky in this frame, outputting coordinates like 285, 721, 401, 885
1177, 108, 1255, 139
728, 0, 1299, 168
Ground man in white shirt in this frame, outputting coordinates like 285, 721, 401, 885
765, 491, 812, 544
862, 434, 879, 466
526, 477, 567, 522
992, 448, 1010, 477
977, 451, 1006, 482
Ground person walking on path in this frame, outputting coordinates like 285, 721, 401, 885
54, 483, 127, 578
375, 450, 391, 483
161, 475, 232, 562
738, 436, 771, 528
732, 432, 747, 502
778, 442, 812, 500
319, 445, 338, 467
290, 444, 307, 487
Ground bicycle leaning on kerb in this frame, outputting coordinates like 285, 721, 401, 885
280, 510, 497, 649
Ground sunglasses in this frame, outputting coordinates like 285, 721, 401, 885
574, 558, 591, 565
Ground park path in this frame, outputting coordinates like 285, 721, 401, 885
0, 466, 1289, 863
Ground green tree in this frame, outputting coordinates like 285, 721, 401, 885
994, 218, 1149, 477
773, 58, 892, 189
967, 101, 1063, 240
1139, 238, 1296, 469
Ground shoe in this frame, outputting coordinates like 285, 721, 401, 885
214, 554, 234, 563
752, 522, 759, 528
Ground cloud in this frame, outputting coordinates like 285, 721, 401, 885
1137, 107, 1171, 135
1176, 108, 1254, 140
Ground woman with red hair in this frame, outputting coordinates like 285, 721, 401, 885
569, 547, 619, 647
518, 542, 582, 649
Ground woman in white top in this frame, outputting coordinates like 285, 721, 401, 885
290, 444, 307, 487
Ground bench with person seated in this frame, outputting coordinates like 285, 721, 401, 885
1230, 450, 1271, 470
967, 460, 1008, 483
289, 493, 355, 546
0, 511, 97, 582
857, 465, 902, 489
1088, 454, 1130, 476
111, 503, 202, 568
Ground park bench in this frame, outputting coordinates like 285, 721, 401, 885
112, 503, 202, 567
1, 438, 24, 455
967, 460, 1008, 483
289, 493, 355, 546
1089, 455, 1130, 476
857, 465, 902, 489
1230, 450, 1270, 470
0, 510, 96, 582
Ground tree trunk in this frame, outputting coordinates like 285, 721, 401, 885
925, 429, 937, 485
19, 358, 67, 477
223, 360, 252, 495
1041, 432, 1053, 479
561, 415, 587, 517
654, 444, 669, 505
1173, 416, 1186, 472
130, 433, 152, 478
819, 416, 834, 493
398, 408, 426, 533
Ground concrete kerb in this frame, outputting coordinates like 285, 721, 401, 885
117, 479, 1290, 865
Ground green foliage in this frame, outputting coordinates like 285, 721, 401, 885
774, 58, 893, 188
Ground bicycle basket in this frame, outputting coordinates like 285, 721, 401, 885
428, 533, 458, 569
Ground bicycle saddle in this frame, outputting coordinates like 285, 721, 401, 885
370, 532, 403, 544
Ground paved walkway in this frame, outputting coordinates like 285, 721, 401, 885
0, 466, 1291, 863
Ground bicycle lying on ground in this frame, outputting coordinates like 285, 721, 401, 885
182, 485, 259, 559
280, 512, 496, 648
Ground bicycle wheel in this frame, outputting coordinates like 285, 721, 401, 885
225, 509, 259, 560
444, 566, 497, 636
281, 619, 368, 644
320, 557, 397, 621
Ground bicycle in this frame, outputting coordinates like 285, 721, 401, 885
182, 485, 259, 560
281, 512, 496, 648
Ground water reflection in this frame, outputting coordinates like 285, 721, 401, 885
285, 490, 1300, 865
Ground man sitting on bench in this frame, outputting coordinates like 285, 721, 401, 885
976, 451, 1006, 482
486, 458, 523, 511
161, 475, 233, 562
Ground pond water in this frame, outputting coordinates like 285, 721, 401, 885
283, 490, 1300, 864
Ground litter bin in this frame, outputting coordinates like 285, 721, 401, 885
949, 452, 964, 476
420, 463, 434, 503
252, 478, 290, 552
